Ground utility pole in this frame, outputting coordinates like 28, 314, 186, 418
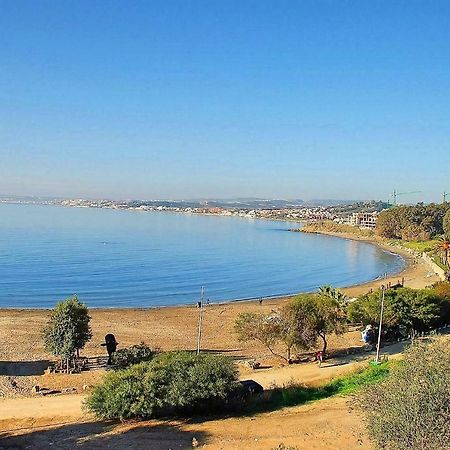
375, 274, 387, 364
196, 286, 205, 355
444, 192, 448, 203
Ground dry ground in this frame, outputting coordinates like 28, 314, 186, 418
0, 396, 370, 450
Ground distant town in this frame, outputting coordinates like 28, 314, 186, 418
0, 196, 388, 229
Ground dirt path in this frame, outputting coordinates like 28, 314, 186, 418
0, 343, 404, 450
0, 395, 370, 449
0, 340, 406, 428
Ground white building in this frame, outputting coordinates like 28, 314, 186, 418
348, 212, 378, 229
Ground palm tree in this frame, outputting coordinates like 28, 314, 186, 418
433, 236, 450, 267
318, 285, 349, 308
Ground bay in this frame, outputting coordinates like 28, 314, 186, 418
0, 204, 405, 308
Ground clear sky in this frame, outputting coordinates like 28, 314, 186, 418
1, 1, 449, 203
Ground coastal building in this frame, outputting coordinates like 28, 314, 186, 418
348, 212, 378, 229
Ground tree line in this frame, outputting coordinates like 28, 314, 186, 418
235, 283, 450, 362
376, 202, 450, 241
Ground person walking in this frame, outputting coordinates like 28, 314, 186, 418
316, 350, 323, 368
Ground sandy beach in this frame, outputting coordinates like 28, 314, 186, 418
0, 233, 439, 391
0, 233, 443, 448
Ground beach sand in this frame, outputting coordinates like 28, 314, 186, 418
0, 236, 443, 448
0, 234, 440, 362
0, 234, 439, 392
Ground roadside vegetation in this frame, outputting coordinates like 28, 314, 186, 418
359, 337, 450, 450
39, 282, 450, 449
85, 351, 239, 420
110, 343, 156, 370
37, 283, 450, 450
348, 285, 450, 340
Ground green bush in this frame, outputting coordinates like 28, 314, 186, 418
347, 287, 450, 336
359, 338, 450, 450
111, 343, 155, 369
86, 351, 239, 420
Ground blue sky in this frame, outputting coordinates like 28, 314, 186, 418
1, 0, 449, 202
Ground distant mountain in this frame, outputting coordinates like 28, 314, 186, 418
0, 195, 371, 209
304, 199, 360, 207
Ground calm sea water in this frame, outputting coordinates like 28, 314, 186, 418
0, 204, 405, 308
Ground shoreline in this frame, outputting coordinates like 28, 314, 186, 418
0, 228, 434, 313
299, 229, 440, 297
0, 230, 441, 399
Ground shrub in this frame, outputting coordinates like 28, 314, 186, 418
86, 351, 239, 420
358, 338, 450, 450
347, 287, 449, 337
111, 343, 155, 369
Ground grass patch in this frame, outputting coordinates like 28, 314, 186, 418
431, 254, 447, 270
245, 362, 391, 414
389, 239, 436, 253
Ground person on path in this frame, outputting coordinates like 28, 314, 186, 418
316, 350, 323, 368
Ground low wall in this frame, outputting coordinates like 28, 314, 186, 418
422, 252, 447, 281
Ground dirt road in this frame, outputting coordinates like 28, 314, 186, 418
0, 345, 402, 449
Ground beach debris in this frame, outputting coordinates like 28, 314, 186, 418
31, 385, 40, 394
192, 437, 199, 447
62, 387, 77, 394
247, 359, 261, 370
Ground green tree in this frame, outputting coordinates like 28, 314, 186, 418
389, 288, 443, 339
444, 208, 450, 240
347, 288, 445, 339
236, 294, 347, 361
359, 338, 450, 450
43, 296, 92, 371
347, 291, 388, 326
235, 312, 279, 358
376, 203, 450, 241
234, 312, 293, 361
288, 294, 346, 357
318, 285, 349, 307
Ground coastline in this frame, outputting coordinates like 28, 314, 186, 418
0, 227, 437, 314
0, 203, 409, 311
0, 229, 441, 402
299, 229, 440, 297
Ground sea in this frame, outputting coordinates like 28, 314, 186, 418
0, 203, 405, 308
